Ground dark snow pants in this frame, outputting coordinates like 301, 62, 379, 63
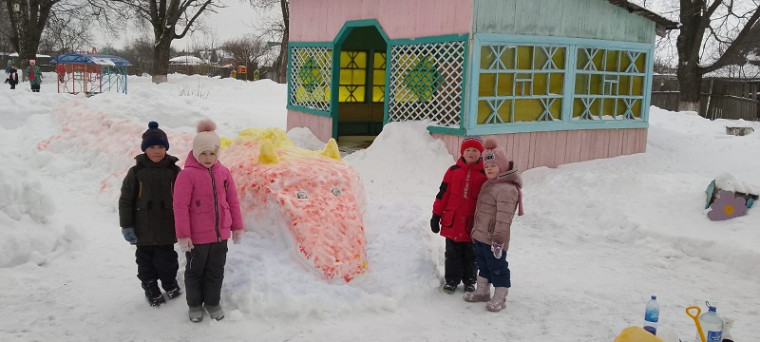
184, 240, 228, 307
444, 238, 477, 286
473, 240, 511, 288
135, 244, 179, 289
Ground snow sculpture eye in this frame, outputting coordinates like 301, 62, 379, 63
297, 190, 308, 199
331, 187, 342, 196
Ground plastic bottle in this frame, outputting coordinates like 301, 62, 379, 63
643, 295, 659, 335
699, 302, 723, 342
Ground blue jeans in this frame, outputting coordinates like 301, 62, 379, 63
473, 240, 511, 288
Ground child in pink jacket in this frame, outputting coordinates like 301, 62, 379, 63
173, 119, 244, 323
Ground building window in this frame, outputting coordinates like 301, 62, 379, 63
573, 48, 646, 120
372, 52, 386, 103
477, 45, 566, 124
339, 51, 367, 103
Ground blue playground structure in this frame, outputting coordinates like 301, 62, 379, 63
51, 52, 132, 94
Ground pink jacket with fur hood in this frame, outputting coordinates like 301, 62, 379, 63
173, 151, 244, 244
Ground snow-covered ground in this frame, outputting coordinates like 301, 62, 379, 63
1, 74, 758, 341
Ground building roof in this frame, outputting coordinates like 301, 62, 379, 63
169, 55, 206, 65
51, 53, 132, 66
607, 0, 680, 37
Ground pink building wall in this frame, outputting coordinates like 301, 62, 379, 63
289, 0, 474, 42
433, 128, 648, 171
287, 110, 334, 142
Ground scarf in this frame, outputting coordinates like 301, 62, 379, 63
28, 67, 35, 81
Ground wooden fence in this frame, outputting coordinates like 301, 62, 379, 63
651, 76, 760, 121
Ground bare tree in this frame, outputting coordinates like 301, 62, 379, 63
40, 9, 95, 54
108, 0, 221, 84
222, 34, 267, 72
247, 0, 288, 83
2, 0, 61, 64
675, 0, 760, 113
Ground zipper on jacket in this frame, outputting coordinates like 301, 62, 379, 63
463, 167, 471, 199
209, 168, 221, 242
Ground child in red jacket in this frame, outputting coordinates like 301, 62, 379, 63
431, 137, 487, 294
173, 119, 245, 322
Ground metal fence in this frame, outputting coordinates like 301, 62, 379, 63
651, 75, 760, 121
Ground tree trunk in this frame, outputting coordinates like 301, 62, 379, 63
276, 0, 289, 84
676, 63, 702, 114
152, 39, 172, 84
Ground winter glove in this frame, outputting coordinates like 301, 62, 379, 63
430, 214, 441, 234
232, 229, 244, 244
121, 227, 138, 244
178, 237, 194, 253
491, 241, 504, 259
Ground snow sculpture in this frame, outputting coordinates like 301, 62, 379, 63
222, 128, 368, 282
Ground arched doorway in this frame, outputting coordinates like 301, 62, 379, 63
332, 23, 389, 150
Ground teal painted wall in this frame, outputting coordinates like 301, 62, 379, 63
473, 0, 655, 44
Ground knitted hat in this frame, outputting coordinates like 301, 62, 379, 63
141, 121, 169, 151
192, 119, 220, 160
482, 139, 510, 172
460, 136, 484, 154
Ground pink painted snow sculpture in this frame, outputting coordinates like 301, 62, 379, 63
707, 190, 748, 221
222, 128, 368, 282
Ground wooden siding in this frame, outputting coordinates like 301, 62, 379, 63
473, 0, 655, 44
432, 128, 647, 171
287, 110, 333, 142
290, 0, 473, 41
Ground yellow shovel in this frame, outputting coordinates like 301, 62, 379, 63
686, 306, 706, 342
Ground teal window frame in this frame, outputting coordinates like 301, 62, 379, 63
465, 34, 653, 135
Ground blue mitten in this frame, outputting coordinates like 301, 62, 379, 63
122, 228, 138, 244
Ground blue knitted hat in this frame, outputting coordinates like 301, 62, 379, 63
141, 121, 169, 151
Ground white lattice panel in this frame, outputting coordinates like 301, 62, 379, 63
289, 46, 332, 112
388, 40, 465, 127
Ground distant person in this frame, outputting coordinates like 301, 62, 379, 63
463, 139, 523, 312
6, 62, 18, 90
173, 119, 244, 322
118, 121, 183, 307
27, 59, 42, 92
431, 137, 487, 294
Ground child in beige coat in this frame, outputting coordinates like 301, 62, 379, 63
463, 139, 523, 312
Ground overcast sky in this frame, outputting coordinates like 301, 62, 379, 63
96, 1, 275, 51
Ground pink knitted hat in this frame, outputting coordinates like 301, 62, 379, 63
482, 139, 510, 172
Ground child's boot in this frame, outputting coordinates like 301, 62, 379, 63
189, 306, 204, 322
163, 281, 182, 299
141, 280, 166, 307
206, 305, 225, 321
463, 276, 491, 302
486, 287, 508, 312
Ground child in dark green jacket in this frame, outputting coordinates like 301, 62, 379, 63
118, 121, 182, 306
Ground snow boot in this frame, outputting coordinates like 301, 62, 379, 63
464, 283, 476, 293
206, 305, 225, 321
486, 287, 508, 312
463, 276, 491, 302
163, 281, 182, 299
189, 306, 204, 322
442, 283, 457, 294
141, 280, 166, 307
